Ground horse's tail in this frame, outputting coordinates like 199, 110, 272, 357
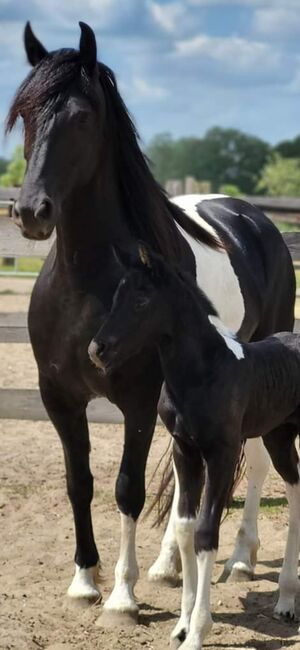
144, 441, 174, 527
224, 441, 246, 513
145, 440, 246, 527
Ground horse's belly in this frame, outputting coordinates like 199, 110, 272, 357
172, 194, 245, 333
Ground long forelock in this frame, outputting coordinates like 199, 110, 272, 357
6, 49, 92, 134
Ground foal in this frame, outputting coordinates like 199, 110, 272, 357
89, 245, 300, 649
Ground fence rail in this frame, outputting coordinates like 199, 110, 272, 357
1, 202, 300, 423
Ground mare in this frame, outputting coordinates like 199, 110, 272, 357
91, 244, 300, 649
7, 21, 295, 624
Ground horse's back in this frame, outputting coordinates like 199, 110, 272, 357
172, 194, 295, 340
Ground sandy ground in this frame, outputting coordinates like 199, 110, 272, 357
1, 280, 300, 650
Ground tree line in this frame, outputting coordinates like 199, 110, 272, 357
1, 128, 300, 196
146, 128, 300, 196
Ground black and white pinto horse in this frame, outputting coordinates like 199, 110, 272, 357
8, 22, 295, 625
90, 244, 300, 649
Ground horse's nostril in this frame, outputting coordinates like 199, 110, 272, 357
34, 199, 53, 221
96, 341, 106, 356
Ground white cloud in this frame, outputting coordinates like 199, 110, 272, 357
148, 1, 188, 34
133, 76, 168, 99
175, 34, 280, 73
253, 7, 300, 39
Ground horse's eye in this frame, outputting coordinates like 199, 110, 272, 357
76, 111, 89, 125
135, 296, 149, 311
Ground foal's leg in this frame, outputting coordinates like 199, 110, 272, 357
99, 380, 161, 626
222, 437, 270, 581
170, 440, 204, 648
179, 441, 240, 650
263, 425, 300, 622
40, 378, 100, 602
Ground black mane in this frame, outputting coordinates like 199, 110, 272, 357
7, 48, 221, 260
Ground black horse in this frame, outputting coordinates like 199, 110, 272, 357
90, 244, 300, 648
7, 22, 295, 625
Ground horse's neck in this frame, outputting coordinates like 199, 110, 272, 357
55, 172, 130, 273
158, 282, 223, 395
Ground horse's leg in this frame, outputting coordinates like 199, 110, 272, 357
222, 436, 270, 582
40, 378, 100, 602
98, 380, 160, 626
178, 440, 240, 650
263, 425, 300, 622
169, 440, 204, 649
148, 388, 181, 585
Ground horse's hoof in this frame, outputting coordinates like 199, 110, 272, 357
170, 637, 183, 649
228, 567, 254, 583
64, 593, 101, 610
148, 563, 180, 587
273, 608, 297, 623
96, 607, 139, 628
220, 561, 253, 583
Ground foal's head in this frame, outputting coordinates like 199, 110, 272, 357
88, 246, 173, 372
7, 22, 106, 239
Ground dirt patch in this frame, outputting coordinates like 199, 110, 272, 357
1, 291, 300, 650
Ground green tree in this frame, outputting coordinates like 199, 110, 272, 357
257, 155, 300, 196
219, 184, 241, 197
147, 127, 270, 194
199, 127, 270, 193
0, 146, 26, 187
147, 133, 177, 186
0, 158, 8, 175
275, 135, 300, 159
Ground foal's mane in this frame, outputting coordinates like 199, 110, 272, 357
7, 48, 221, 261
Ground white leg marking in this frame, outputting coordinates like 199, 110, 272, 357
148, 462, 181, 584
170, 516, 197, 644
274, 470, 300, 621
67, 563, 100, 600
224, 438, 270, 580
179, 550, 216, 650
103, 514, 139, 615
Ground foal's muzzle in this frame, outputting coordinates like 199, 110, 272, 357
88, 339, 108, 371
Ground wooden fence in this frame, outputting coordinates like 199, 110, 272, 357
0, 214, 122, 423
1, 210, 300, 423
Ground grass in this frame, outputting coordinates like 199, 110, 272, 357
230, 496, 287, 515
0, 257, 43, 274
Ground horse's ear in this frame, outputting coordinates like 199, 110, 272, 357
79, 22, 97, 76
138, 244, 152, 268
24, 22, 48, 67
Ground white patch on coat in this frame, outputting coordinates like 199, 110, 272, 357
208, 315, 245, 360
148, 452, 181, 583
172, 194, 245, 333
183, 550, 216, 647
103, 514, 139, 614
224, 438, 270, 579
67, 563, 100, 600
171, 462, 197, 641
274, 463, 300, 621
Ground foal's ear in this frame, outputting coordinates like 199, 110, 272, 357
24, 22, 48, 67
138, 244, 152, 268
79, 22, 97, 76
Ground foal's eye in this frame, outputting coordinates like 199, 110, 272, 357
135, 296, 150, 311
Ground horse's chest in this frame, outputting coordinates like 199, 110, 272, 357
29, 290, 108, 393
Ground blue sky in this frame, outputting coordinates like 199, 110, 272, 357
1, 0, 300, 157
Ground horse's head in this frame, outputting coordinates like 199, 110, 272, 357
7, 22, 105, 240
88, 245, 172, 373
